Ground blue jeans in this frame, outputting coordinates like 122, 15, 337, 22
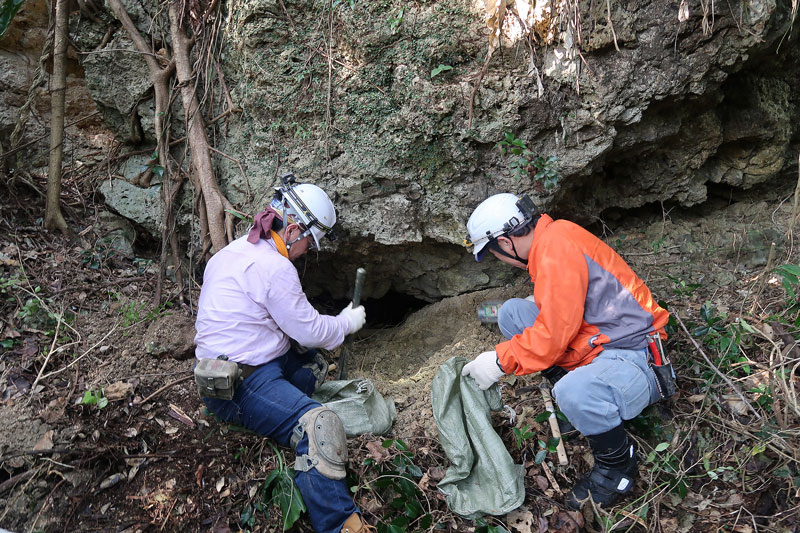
498, 298, 661, 435
203, 348, 357, 533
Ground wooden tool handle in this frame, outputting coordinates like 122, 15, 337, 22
541, 386, 569, 466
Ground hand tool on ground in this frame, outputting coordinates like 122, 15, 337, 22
540, 384, 569, 466
338, 267, 366, 380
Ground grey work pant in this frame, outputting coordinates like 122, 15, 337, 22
498, 297, 661, 436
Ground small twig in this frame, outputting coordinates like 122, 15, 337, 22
30, 308, 65, 393
160, 497, 178, 530
135, 374, 193, 405
675, 314, 763, 420
38, 322, 119, 381
748, 242, 776, 315
605, 0, 620, 51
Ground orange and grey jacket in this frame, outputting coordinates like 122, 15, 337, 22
496, 214, 669, 375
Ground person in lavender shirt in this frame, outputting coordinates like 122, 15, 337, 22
195, 175, 370, 533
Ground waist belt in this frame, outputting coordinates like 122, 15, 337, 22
237, 362, 263, 381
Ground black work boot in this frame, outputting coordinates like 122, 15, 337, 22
541, 366, 568, 386
565, 424, 638, 510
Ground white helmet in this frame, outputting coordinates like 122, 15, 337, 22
465, 193, 537, 261
270, 175, 336, 249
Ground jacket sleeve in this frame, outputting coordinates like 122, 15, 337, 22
495, 234, 589, 375
256, 260, 351, 350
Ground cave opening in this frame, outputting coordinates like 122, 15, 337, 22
311, 289, 430, 330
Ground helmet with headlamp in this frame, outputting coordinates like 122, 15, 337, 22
464, 193, 539, 262
270, 173, 336, 249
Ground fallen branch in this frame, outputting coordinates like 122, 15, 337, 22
135, 373, 193, 405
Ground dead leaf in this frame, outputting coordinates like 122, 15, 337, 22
417, 472, 430, 491
427, 466, 446, 481
33, 429, 54, 451
678, 0, 690, 22
195, 464, 205, 487
168, 403, 195, 427
124, 427, 138, 438
216, 476, 225, 492
366, 440, 389, 463
104, 381, 134, 401
535, 475, 549, 491
687, 394, 706, 403
507, 507, 534, 533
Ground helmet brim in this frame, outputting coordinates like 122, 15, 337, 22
474, 241, 490, 262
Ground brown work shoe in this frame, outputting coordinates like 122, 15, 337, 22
340, 512, 375, 533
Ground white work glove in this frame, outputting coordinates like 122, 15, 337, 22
339, 302, 366, 335
461, 350, 506, 390
525, 295, 536, 303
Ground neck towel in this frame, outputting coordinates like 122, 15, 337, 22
247, 207, 282, 244
270, 230, 289, 258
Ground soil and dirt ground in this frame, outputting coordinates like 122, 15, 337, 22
1, 179, 799, 533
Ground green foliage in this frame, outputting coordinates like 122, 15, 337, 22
242, 443, 306, 531
430, 64, 452, 78
690, 302, 755, 381
0, 0, 24, 38
359, 439, 432, 532
511, 424, 533, 451
666, 275, 701, 297
774, 263, 800, 324
388, 6, 404, 32
140, 150, 164, 178
81, 389, 108, 409
496, 133, 560, 190
644, 441, 687, 498
80, 246, 115, 270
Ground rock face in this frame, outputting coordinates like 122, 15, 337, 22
68, 0, 800, 298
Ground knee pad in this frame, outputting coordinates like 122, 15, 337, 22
290, 406, 347, 480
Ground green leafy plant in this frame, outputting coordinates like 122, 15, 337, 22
666, 275, 701, 297
358, 439, 432, 533
511, 424, 534, 451
140, 149, 164, 179
388, 6, 404, 32
774, 263, 800, 324
81, 389, 108, 409
0, 0, 25, 38
644, 441, 687, 498
243, 443, 306, 530
430, 64, 452, 78
496, 133, 560, 190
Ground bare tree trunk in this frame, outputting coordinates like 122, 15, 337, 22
44, 0, 70, 235
108, 0, 186, 305
168, 4, 233, 253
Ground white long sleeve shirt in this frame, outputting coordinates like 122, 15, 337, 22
194, 235, 350, 365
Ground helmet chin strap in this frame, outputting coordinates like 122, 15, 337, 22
489, 238, 528, 265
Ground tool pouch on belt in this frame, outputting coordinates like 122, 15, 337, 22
194, 357, 241, 401
647, 333, 677, 400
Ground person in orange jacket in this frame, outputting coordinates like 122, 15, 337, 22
461, 192, 670, 510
